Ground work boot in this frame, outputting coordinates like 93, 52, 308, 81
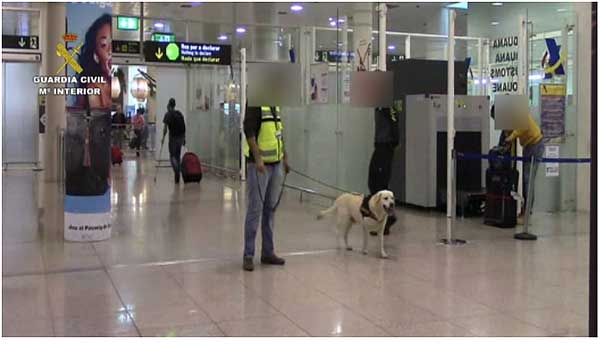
243, 257, 254, 271
261, 255, 285, 265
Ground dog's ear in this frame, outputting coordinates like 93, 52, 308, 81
374, 192, 383, 205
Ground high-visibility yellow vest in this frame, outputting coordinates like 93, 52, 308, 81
243, 106, 284, 163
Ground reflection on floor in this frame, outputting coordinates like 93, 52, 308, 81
2, 157, 590, 337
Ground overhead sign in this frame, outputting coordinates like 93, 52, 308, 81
151, 33, 175, 42
2, 35, 39, 50
117, 16, 139, 31
112, 40, 141, 54
315, 50, 355, 63
387, 54, 405, 64
143, 41, 231, 65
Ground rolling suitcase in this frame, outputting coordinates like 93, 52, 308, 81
484, 168, 518, 228
111, 146, 123, 165
181, 152, 203, 183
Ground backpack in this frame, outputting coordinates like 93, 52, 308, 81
169, 110, 186, 137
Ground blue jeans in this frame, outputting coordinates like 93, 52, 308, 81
244, 162, 284, 258
523, 140, 545, 214
168, 136, 184, 182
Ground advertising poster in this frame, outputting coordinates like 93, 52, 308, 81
310, 63, 329, 104
540, 83, 566, 142
64, 3, 113, 241
545, 145, 560, 177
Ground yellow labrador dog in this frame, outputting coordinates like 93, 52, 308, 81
317, 190, 395, 258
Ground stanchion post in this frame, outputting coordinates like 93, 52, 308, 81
439, 9, 465, 247
240, 48, 247, 181
515, 156, 538, 240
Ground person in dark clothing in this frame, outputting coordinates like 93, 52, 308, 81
368, 106, 399, 236
162, 98, 186, 184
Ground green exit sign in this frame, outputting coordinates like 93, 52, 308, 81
117, 16, 139, 31
152, 33, 175, 42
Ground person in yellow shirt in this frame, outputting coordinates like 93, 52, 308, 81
504, 113, 544, 223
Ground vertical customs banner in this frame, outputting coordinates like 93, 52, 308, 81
540, 83, 566, 142
64, 3, 112, 241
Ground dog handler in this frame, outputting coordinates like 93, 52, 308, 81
367, 106, 399, 236
504, 112, 544, 224
242, 105, 290, 271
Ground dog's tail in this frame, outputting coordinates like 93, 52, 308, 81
316, 204, 337, 220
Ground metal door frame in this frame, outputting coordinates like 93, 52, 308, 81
2, 60, 42, 170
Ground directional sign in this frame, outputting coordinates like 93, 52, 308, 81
143, 41, 231, 65
112, 40, 140, 54
3, 35, 40, 50
315, 50, 355, 63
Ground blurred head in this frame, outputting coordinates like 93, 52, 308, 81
168, 98, 176, 111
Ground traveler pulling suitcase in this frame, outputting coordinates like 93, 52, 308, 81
484, 143, 518, 228
111, 146, 123, 165
181, 151, 203, 183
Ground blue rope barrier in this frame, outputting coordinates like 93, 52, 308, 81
456, 152, 592, 164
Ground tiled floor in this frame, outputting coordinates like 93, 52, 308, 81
2, 157, 591, 337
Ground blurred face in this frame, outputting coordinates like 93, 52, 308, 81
95, 23, 112, 78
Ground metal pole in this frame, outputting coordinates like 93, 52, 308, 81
311, 26, 316, 63
378, 3, 387, 71
342, 15, 348, 103
477, 38, 483, 95
483, 39, 490, 96
240, 48, 247, 181
447, 9, 456, 221
515, 156, 538, 240
139, 2, 144, 60
440, 9, 465, 246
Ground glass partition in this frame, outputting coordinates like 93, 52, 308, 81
186, 64, 240, 172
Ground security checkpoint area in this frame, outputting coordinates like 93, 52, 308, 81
1, 1, 596, 341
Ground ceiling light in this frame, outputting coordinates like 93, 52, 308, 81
557, 8, 567, 12
329, 21, 337, 27
388, 45, 396, 50
236, 27, 246, 34
492, 2, 503, 6
153, 22, 164, 29
491, 21, 500, 26
338, 18, 345, 23
217, 35, 228, 41
290, 4, 303, 12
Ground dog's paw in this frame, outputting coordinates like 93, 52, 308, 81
380, 252, 389, 259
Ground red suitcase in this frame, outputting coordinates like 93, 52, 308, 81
181, 152, 202, 183
111, 146, 123, 165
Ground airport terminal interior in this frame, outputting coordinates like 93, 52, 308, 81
1, 1, 596, 338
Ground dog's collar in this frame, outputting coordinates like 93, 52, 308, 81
360, 194, 383, 223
